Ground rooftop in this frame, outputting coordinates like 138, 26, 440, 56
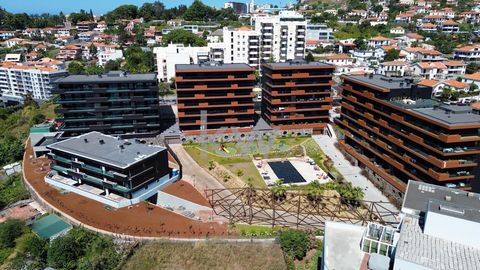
411, 105, 480, 126
47, 131, 165, 169
175, 62, 253, 71
264, 61, 334, 69
31, 214, 72, 239
345, 74, 415, 90
403, 181, 480, 222
323, 222, 367, 270
54, 71, 156, 84
395, 215, 480, 270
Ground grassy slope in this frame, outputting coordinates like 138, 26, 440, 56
121, 241, 287, 270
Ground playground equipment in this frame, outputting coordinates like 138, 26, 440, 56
220, 143, 230, 154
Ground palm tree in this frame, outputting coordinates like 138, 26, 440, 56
306, 180, 325, 204
271, 180, 287, 201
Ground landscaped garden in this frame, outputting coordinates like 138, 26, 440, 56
183, 136, 311, 188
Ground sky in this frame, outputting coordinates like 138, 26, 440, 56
0, 0, 274, 15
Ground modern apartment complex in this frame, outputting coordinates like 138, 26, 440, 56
0, 62, 67, 104
45, 131, 177, 208
53, 71, 161, 138
305, 23, 334, 43
175, 63, 256, 135
336, 74, 480, 199
261, 61, 335, 132
254, 11, 306, 62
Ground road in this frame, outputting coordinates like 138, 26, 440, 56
313, 135, 399, 212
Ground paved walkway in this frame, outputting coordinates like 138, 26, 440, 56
313, 135, 398, 212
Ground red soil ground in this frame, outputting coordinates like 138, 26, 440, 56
23, 140, 228, 238
161, 180, 210, 207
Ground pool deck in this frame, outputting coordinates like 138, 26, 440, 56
253, 157, 330, 186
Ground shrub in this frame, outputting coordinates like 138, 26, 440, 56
278, 229, 309, 260
0, 219, 25, 248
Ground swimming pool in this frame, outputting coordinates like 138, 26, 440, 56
268, 160, 307, 184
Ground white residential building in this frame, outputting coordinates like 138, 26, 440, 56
153, 44, 211, 82
0, 63, 67, 103
411, 62, 448, 79
378, 61, 408, 77
0, 31, 15, 40
222, 26, 260, 68
305, 23, 334, 42
444, 60, 466, 77
454, 45, 480, 61
254, 10, 306, 62
97, 49, 123, 66
367, 36, 391, 48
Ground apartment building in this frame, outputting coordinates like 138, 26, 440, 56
254, 11, 306, 62
305, 23, 334, 43
153, 44, 211, 82
337, 74, 480, 197
0, 62, 67, 104
53, 71, 161, 138
45, 131, 177, 208
175, 63, 256, 135
76, 21, 97, 32
222, 26, 261, 68
261, 61, 335, 133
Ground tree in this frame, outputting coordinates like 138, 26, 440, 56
48, 234, 82, 270
466, 62, 480, 74
105, 5, 138, 24
85, 65, 104, 75
271, 180, 287, 201
305, 52, 315, 62
104, 60, 121, 72
183, 0, 214, 21
0, 219, 25, 248
123, 45, 155, 73
384, 49, 400, 61
18, 233, 48, 261
305, 180, 325, 204
68, 61, 85, 75
354, 38, 367, 50
278, 229, 310, 260
162, 29, 207, 46
89, 43, 98, 55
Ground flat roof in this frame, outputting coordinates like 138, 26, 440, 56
55, 72, 156, 84
31, 214, 72, 239
47, 131, 166, 169
412, 106, 480, 125
395, 215, 480, 270
323, 222, 367, 270
403, 180, 480, 223
345, 74, 414, 90
175, 63, 253, 71
264, 61, 333, 68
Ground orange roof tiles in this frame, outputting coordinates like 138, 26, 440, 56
464, 73, 480, 81
418, 79, 441, 87
370, 36, 390, 41
443, 19, 459, 25
416, 62, 447, 69
444, 79, 468, 89
443, 60, 466, 66
326, 54, 352, 60
381, 61, 408, 66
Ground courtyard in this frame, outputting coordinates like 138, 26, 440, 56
183, 136, 337, 189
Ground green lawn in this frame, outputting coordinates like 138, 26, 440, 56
183, 136, 311, 188
121, 241, 287, 270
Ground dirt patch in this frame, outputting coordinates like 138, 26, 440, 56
23, 140, 228, 238
161, 180, 210, 207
